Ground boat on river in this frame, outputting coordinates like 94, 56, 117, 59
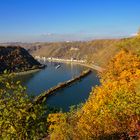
55, 64, 61, 69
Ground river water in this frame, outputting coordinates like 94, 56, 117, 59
17, 62, 100, 111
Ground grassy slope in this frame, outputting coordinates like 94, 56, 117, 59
28, 36, 140, 67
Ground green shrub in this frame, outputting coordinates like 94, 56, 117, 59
0, 72, 48, 140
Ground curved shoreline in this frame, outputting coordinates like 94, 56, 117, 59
0, 65, 46, 76
14, 68, 41, 76
48, 60, 104, 72
33, 69, 92, 104
0, 68, 42, 76
0, 61, 103, 76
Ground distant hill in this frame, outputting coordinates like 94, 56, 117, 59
1, 36, 140, 68
26, 37, 140, 67
0, 46, 43, 73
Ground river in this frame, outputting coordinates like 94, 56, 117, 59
17, 62, 100, 111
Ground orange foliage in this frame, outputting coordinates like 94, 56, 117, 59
48, 50, 140, 140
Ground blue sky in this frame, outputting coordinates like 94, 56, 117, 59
0, 0, 140, 42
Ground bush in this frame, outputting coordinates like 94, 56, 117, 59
0, 72, 48, 140
48, 50, 140, 140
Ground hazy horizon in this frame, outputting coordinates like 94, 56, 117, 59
0, 33, 133, 43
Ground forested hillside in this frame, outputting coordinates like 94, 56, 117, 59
0, 46, 42, 73
48, 50, 140, 140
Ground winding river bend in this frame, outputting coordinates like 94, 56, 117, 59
17, 62, 100, 111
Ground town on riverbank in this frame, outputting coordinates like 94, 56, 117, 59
34, 56, 104, 72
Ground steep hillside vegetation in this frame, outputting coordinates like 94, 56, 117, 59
1, 34, 140, 139
48, 50, 140, 140
0, 46, 42, 73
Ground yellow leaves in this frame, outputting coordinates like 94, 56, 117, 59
136, 69, 140, 78
47, 113, 66, 131
48, 50, 140, 139
48, 113, 65, 123
10, 126, 16, 133
102, 50, 140, 83
77, 50, 140, 137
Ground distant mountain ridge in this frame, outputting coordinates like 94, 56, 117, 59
0, 36, 140, 68
0, 46, 43, 73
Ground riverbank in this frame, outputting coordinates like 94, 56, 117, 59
47, 59, 104, 72
14, 68, 41, 76
0, 65, 46, 76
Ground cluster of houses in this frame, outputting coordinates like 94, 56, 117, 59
34, 56, 46, 63
47, 57, 86, 63
34, 56, 86, 63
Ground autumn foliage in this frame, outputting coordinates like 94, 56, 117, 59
0, 73, 48, 139
48, 50, 140, 139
